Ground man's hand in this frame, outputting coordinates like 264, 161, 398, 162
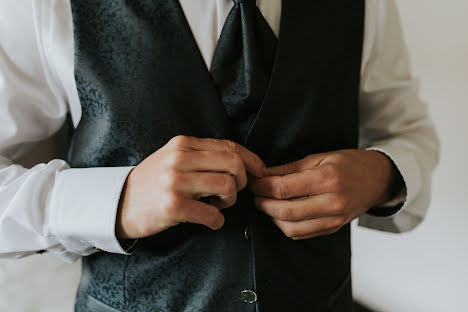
116, 135, 266, 239
248, 150, 404, 240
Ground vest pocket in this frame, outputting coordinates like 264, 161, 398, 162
85, 294, 123, 312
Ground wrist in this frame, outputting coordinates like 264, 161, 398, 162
368, 150, 405, 207
116, 174, 134, 239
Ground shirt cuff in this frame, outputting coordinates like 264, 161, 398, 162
359, 145, 423, 232
49, 166, 134, 256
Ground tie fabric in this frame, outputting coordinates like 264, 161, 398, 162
210, 0, 278, 143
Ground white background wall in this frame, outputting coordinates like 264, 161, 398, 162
0, 1, 467, 311
352, 0, 468, 311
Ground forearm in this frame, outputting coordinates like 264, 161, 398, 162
0, 154, 135, 263
357, 0, 440, 232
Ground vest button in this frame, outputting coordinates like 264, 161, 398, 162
240, 289, 257, 303
244, 226, 249, 240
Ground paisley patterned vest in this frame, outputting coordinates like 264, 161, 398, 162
70, 0, 364, 311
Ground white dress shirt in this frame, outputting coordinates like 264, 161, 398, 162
0, 0, 439, 263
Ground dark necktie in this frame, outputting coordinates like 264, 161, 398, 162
210, 0, 278, 143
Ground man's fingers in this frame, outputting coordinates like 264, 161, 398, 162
248, 167, 331, 199
265, 153, 327, 176
234, 144, 266, 178
265, 159, 303, 176
271, 216, 345, 239
290, 230, 339, 241
168, 135, 266, 178
177, 172, 237, 208
208, 196, 236, 210
168, 150, 248, 190
175, 197, 225, 230
254, 194, 341, 222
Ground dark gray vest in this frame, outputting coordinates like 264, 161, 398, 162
70, 1, 364, 311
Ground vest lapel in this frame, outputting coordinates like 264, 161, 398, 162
241, 0, 285, 147
244, 0, 364, 166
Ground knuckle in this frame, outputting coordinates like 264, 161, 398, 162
332, 174, 345, 191
280, 207, 295, 222
168, 150, 188, 168
335, 152, 350, 163
314, 165, 330, 191
169, 135, 190, 148
225, 193, 237, 207
325, 165, 344, 189
210, 193, 236, 209
274, 179, 291, 199
230, 154, 246, 189
221, 175, 237, 194
332, 195, 348, 214
224, 139, 240, 153
323, 163, 338, 180
283, 227, 298, 238
163, 169, 183, 190
230, 152, 244, 170
328, 195, 343, 214
329, 217, 346, 230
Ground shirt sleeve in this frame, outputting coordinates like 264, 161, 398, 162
0, 1, 133, 263
357, 0, 440, 233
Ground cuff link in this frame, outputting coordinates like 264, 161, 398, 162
118, 238, 139, 253
240, 289, 258, 303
